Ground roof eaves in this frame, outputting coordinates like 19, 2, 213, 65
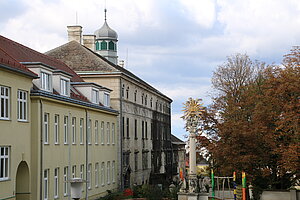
0, 63, 39, 79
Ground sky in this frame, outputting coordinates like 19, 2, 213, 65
1, 0, 300, 140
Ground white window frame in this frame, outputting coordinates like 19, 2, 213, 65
101, 121, 104, 145
60, 78, 69, 96
87, 163, 92, 190
95, 120, 99, 145
41, 71, 51, 91
64, 116, 68, 144
44, 113, 49, 144
112, 123, 115, 145
54, 115, 59, 144
72, 165, 76, 178
101, 162, 105, 186
112, 161, 115, 183
17, 90, 27, 121
0, 146, 9, 180
103, 92, 110, 107
54, 168, 59, 199
80, 118, 84, 145
80, 164, 84, 192
0, 86, 10, 120
95, 163, 99, 188
107, 161, 110, 185
44, 169, 49, 200
72, 117, 76, 145
64, 167, 68, 196
107, 122, 110, 144
91, 89, 99, 104
88, 119, 92, 145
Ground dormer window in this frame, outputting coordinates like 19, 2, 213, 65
60, 79, 69, 96
41, 71, 51, 91
92, 89, 99, 104
104, 92, 110, 107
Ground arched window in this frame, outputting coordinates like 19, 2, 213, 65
108, 41, 115, 50
96, 41, 100, 50
101, 41, 107, 50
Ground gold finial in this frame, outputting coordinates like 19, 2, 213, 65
182, 98, 205, 120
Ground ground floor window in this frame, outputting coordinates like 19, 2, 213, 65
0, 146, 9, 180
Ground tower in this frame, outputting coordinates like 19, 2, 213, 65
94, 9, 118, 65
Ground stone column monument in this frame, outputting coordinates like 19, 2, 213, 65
178, 98, 208, 200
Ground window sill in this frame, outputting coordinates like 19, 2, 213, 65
44, 143, 49, 145
0, 178, 10, 182
18, 119, 29, 123
0, 118, 11, 121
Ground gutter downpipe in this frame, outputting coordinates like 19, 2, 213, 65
68, 112, 71, 200
85, 109, 89, 200
39, 99, 43, 200
120, 77, 124, 190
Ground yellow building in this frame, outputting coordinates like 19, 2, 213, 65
0, 35, 119, 200
0, 46, 38, 200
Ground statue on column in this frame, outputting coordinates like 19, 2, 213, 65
182, 98, 205, 193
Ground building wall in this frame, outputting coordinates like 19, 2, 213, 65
0, 69, 33, 200
30, 96, 119, 200
80, 74, 172, 187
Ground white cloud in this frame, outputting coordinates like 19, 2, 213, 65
179, 0, 216, 28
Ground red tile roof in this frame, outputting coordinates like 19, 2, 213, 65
0, 46, 37, 77
0, 35, 83, 82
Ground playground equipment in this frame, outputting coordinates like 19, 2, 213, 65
211, 171, 247, 200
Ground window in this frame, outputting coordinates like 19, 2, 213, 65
80, 164, 84, 192
126, 87, 129, 99
126, 118, 129, 139
121, 84, 125, 98
112, 123, 115, 145
134, 90, 137, 102
122, 117, 125, 138
101, 41, 107, 50
112, 161, 115, 183
101, 162, 105, 186
107, 161, 110, 184
63, 167, 68, 196
64, 116, 68, 144
142, 121, 144, 139
87, 163, 92, 189
96, 41, 100, 50
145, 121, 148, 139
41, 71, 51, 91
104, 93, 110, 107
0, 86, 9, 120
95, 120, 99, 145
141, 93, 144, 104
107, 122, 110, 144
134, 119, 138, 139
17, 90, 27, 121
101, 121, 104, 144
80, 118, 84, 145
0, 147, 9, 180
54, 115, 59, 144
95, 163, 99, 187
54, 168, 59, 199
44, 113, 49, 144
60, 79, 69, 96
72, 165, 76, 178
108, 41, 115, 50
143, 152, 148, 170
88, 119, 92, 145
44, 169, 49, 200
150, 98, 153, 108
135, 153, 138, 171
145, 95, 147, 106
92, 89, 99, 104
72, 117, 76, 144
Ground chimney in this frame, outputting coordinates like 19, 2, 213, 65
118, 60, 125, 68
67, 25, 82, 44
83, 35, 96, 51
